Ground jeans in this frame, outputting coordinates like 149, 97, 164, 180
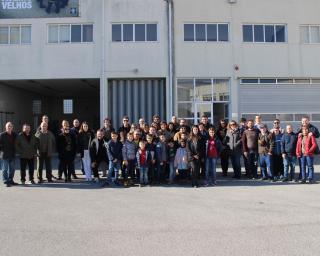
20, 158, 35, 182
259, 153, 272, 178
283, 155, 296, 180
206, 157, 217, 184
169, 160, 175, 183
299, 156, 314, 181
139, 166, 149, 184
247, 152, 258, 178
2, 158, 15, 184
108, 161, 121, 182
82, 150, 92, 181
229, 152, 241, 178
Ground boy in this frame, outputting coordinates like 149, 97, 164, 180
155, 133, 168, 184
136, 141, 154, 186
106, 132, 123, 186
122, 132, 138, 186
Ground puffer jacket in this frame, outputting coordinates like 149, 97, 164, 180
296, 134, 317, 157
122, 140, 138, 161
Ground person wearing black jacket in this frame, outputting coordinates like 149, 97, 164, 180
281, 125, 298, 182
226, 121, 242, 179
106, 132, 123, 185
78, 122, 94, 182
188, 126, 206, 187
297, 116, 320, 138
118, 116, 131, 137
101, 118, 115, 142
0, 122, 17, 187
217, 119, 229, 177
57, 124, 77, 182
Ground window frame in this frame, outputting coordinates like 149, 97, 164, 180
242, 23, 287, 43
0, 24, 31, 45
47, 23, 94, 44
300, 25, 320, 44
183, 23, 230, 43
111, 23, 158, 43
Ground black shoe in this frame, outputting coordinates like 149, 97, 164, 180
308, 179, 314, 184
57, 177, 62, 181
30, 180, 35, 184
47, 180, 54, 183
282, 178, 288, 182
72, 175, 78, 179
10, 181, 19, 186
299, 180, 306, 184
5, 182, 11, 187
102, 182, 109, 187
262, 177, 268, 180
38, 179, 43, 184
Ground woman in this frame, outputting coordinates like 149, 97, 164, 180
217, 119, 229, 176
78, 122, 94, 182
188, 126, 205, 187
226, 121, 242, 179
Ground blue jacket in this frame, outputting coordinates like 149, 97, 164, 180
122, 140, 138, 161
155, 141, 168, 163
272, 132, 283, 155
281, 132, 297, 156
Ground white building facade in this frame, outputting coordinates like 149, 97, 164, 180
1, 0, 320, 130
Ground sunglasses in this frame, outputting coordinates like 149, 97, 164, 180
274, 122, 279, 124
123, 120, 129, 122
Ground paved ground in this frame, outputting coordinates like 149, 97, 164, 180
1, 164, 320, 256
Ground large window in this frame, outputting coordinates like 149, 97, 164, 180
300, 25, 320, 44
0, 25, 31, 45
240, 77, 320, 85
48, 24, 93, 43
177, 78, 230, 124
184, 23, 229, 42
243, 24, 286, 43
111, 23, 158, 42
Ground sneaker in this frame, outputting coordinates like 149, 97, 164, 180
10, 181, 19, 186
308, 179, 314, 184
21, 181, 26, 185
261, 177, 268, 181
38, 179, 43, 184
5, 182, 11, 187
57, 177, 62, 181
299, 180, 306, 184
30, 180, 35, 184
282, 178, 288, 182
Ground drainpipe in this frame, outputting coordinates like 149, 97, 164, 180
164, 0, 174, 120
100, 0, 107, 124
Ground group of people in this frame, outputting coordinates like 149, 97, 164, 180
0, 114, 319, 188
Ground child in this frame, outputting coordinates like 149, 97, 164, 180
205, 128, 222, 186
168, 140, 177, 184
122, 132, 138, 186
296, 126, 317, 183
174, 140, 190, 183
106, 132, 123, 186
156, 133, 168, 184
136, 141, 154, 186
146, 134, 156, 184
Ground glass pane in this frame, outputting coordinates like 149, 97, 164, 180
243, 25, 253, 42
195, 24, 206, 41
71, 25, 81, 42
260, 114, 277, 122
311, 79, 320, 84
123, 24, 133, 41
48, 25, 58, 43
218, 24, 228, 41
0, 26, 9, 44
265, 25, 275, 42
112, 24, 121, 42
10, 26, 20, 44
146, 24, 157, 41
196, 104, 212, 119
260, 78, 276, 83
59, 25, 70, 43
135, 24, 145, 41
184, 24, 194, 41
277, 114, 294, 122
311, 114, 320, 121
242, 114, 257, 121
82, 25, 93, 42
178, 103, 193, 119
177, 79, 194, 101
277, 79, 293, 84
310, 26, 320, 43
294, 79, 310, 84
21, 26, 31, 44
276, 25, 286, 42
195, 79, 212, 101
207, 24, 217, 41
241, 79, 259, 84
214, 79, 229, 101
294, 114, 308, 121
254, 25, 264, 42
300, 26, 309, 43
213, 103, 229, 126
63, 99, 73, 114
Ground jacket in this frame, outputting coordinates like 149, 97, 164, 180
272, 130, 283, 155
0, 131, 17, 159
35, 130, 56, 157
77, 131, 94, 157
122, 140, 138, 161
296, 134, 317, 157
89, 138, 108, 162
174, 147, 190, 170
281, 132, 297, 156
15, 132, 37, 159
57, 132, 77, 160
155, 141, 168, 163
205, 137, 222, 158
107, 140, 123, 162
136, 149, 154, 168
297, 124, 320, 139
242, 128, 259, 153
225, 128, 242, 153
188, 136, 206, 161
258, 131, 275, 154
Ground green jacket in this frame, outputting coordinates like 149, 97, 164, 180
15, 132, 38, 159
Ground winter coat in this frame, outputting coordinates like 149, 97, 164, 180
174, 147, 190, 170
156, 141, 168, 163
136, 149, 154, 168
122, 140, 138, 161
0, 132, 17, 159
15, 132, 37, 159
296, 134, 317, 157
188, 136, 206, 161
281, 132, 297, 156
57, 133, 77, 160
107, 140, 123, 162
225, 128, 242, 154
205, 137, 222, 158
297, 124, 320, 138
258, 132, 275, 155
35, 130, 56, 157
77, 131, 94, 157
272, 130, 283, 155
90, 138, 108, 162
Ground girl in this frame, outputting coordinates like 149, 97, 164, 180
78, 122, 94, 182
188, 126, 206, 188
174, 140, 190, 183
226, 121, 242, 179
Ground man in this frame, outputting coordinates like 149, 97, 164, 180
101, 118, 115, 142
118, 116, 131, 137
171, 115, 179, 132
270, 119, 284, 180
90, 129, 108, 182
179, 119, 191, 133
70, 119, 80, 136
242, 120, 259, 179
152, 115, 161, 130
15, 124, 37, 184
297, 116, 319, 138
35, 122, 56, 183
57, 122, 77, 183
0, 122, 17, 187
281, 125, 297, 182
254, 115, 263, 130
200, 115, 213, 130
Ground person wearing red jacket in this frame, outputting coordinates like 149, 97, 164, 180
296, 126, 317, 183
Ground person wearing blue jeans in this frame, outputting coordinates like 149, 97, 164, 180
259, 153, 272, 179
299, 156, 314, 182
206, 157, 218, 185
0, 122, 17, 187
281, 125, 297, 182
283, 156, 296, 181
106, 132, 123, 186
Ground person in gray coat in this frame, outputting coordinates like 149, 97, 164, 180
15, 124, 38, 184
